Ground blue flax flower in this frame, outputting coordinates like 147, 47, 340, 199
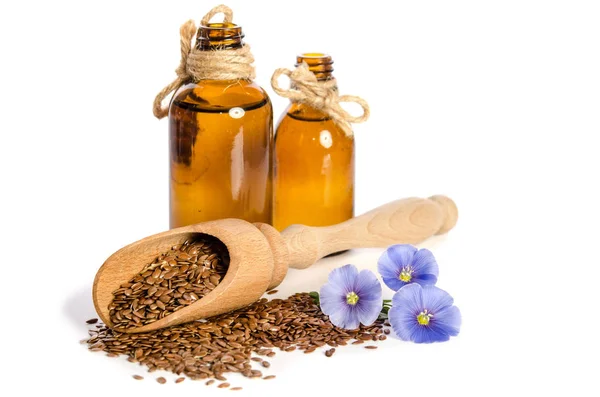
389, 283, 461, 343
377, 244, 439, 291
320, 264, 383, 330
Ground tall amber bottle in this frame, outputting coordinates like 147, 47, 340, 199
273, 54, 354, 230
169, 22, 273, 228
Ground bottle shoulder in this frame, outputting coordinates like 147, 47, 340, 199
284, 103, 331, 121
172, 79, 270, 111
275, 109, 353, 150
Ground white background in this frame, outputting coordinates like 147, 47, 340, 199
1, 0, 599, 396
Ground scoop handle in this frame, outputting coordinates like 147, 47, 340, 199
280, 195, 457, 269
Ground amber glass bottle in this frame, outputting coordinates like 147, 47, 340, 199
273, 54, 354, 231
169, 23, 273, 228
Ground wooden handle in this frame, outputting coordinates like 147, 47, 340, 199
280, 195, 458, 269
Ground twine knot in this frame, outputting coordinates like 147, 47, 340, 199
153, 5, 255, 119
271, 63, 370, 136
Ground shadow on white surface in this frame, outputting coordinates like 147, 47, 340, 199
63, 285, 97, 329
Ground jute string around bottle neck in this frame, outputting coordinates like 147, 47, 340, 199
152, 5, 255, 119
271, 63, 370, 137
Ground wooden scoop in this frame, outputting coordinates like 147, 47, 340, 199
93, 195, 457, 333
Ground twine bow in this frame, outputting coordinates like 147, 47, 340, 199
271, 63, 370, 136
153, 5, 255, 119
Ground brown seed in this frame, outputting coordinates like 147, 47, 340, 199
231, 387, 243, 391
384, 328, 391, 335
156, 377, 167, 384
266, 289, 278, 295
132, 375, 143, 380
86, 293, 384, 385
263, 375, 276, 380
218, 383, 230, 388
108, 237, 229, 329
86, 318, 98, 324
365, 345, 378, 349
175, 377, 185, 383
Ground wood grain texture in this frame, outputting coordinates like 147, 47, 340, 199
253, 223, 289, 290
92, 219, 274, 333
93, 195, 457, 331
280, 196, 457, 269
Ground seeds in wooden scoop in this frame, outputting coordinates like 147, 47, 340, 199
86, 293, 385, 385
108, 236, 229, 329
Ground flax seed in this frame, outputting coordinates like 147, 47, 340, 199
108, 236, 230, 329
86, 293, 385, 385
132, 375, 143, 380
156, 377, 166, 384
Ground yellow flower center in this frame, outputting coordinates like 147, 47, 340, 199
399, 267, 412, 282
417, 310, 432, 326
346, 291, 359, 305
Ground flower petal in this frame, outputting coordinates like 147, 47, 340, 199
421, 285, 454, 314
413, 273, 438, 286
353, 270, 383, 326
319, 282, 345, 315
382, 276, 408, 291
391, 283, 424, 314
411, 249, 439, 285
411, 323, 451, 343
389, 284, 425, 341
377, 252, 400, 279
431, 306, 461, 337
329, 304, 360, 329
326, 264, 359, 295
354, 269, 382, 300
387, 244, 417, 268
378, 245, 418, 291
319, 264, 365, 329
388, 304, 418, 341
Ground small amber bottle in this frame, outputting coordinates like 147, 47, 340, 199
169, 23, 273, 228
273, 54, 354, 231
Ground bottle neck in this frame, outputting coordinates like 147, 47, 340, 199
196, 23, 244, 50
296, 53, 334, 81
287, 53, 335, 119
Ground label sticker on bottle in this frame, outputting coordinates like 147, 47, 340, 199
320, 130, 333, 149
229, 107, 245, 119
